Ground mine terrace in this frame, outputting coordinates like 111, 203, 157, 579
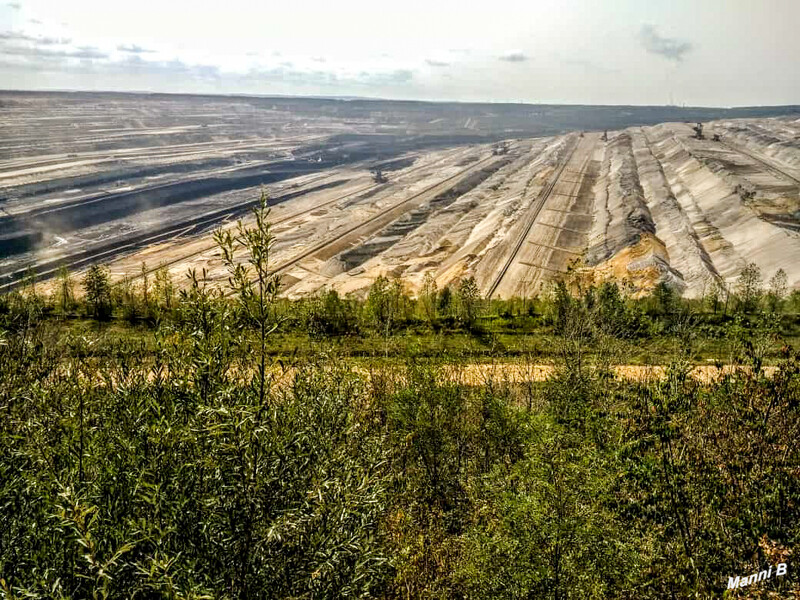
1, 91, 799, 299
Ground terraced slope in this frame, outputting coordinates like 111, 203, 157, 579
4, 99, 799, 299
107, 117, 797, 300
581, 118, 800, 297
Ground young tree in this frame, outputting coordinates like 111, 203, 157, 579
214, 190, 280, 407
721, 280, 732, 316
82, 264, 112, 320
652, 281, 677, 317
306, 288, 357, 337
176, 267, 232, 402
117, 274, 139, 323
706, 279, 723, 314
456, 276, 482, 330
419, 272, 438, 327
153, 264, 174, 311
789, 289, 800, 314
767, 268, 788, 313
735, 262, 763, 314
438, 285, 453, 319
551, 281, 573, 334
56, 265, 74, 315
551, 283, 594, 380
214, 192, 283, 594
597, 281, 629, 332
365, 275, 405, 341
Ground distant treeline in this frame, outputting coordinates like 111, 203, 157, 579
5, 250, 800, 350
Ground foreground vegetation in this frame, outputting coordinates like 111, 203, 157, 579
1, 201, 798, 598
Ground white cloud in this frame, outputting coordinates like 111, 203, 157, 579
117, 43, 154, 54
0, 30, 71, 44
498, 50, 528, 63
0, 42, 105, 59
639, 24, 693, 62
2, 0, 798, 105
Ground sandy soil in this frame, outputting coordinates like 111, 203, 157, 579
196, 363, 782, 392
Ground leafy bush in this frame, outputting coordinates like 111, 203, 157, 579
1, 203, 799, 598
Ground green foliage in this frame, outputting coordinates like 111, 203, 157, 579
596, 280, 643, 336
459, 428, 632, 599
705, 279, 727, 314
0, 327, 393, 598
383, 364, 524, 596
418, 272, 438, 327
56, 266, 75, 315
790, 289, 800, 314
438, 285, 453, 319
551, 281, 644, 347
116, 274, 139, 324
1, 199, 799, 597
82, 264, 112, 321
767, 268, 788, 313
455, 276, 482, 331
736, 261, 763, 314
615, 340, 800, 597
303, 289, 359, 337
1, 286, 799, 597
215, 190, 281, 407
365, 276, 407, 338
650, 281, 678, 316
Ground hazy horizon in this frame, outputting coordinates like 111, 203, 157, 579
1, 0, 798, 107
3, 87, 800, 111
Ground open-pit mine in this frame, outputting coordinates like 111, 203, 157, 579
2, 91, 799, 298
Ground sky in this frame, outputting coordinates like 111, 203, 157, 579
0, 0, 797, 106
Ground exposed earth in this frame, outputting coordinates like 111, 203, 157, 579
2, 91, 799, 298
